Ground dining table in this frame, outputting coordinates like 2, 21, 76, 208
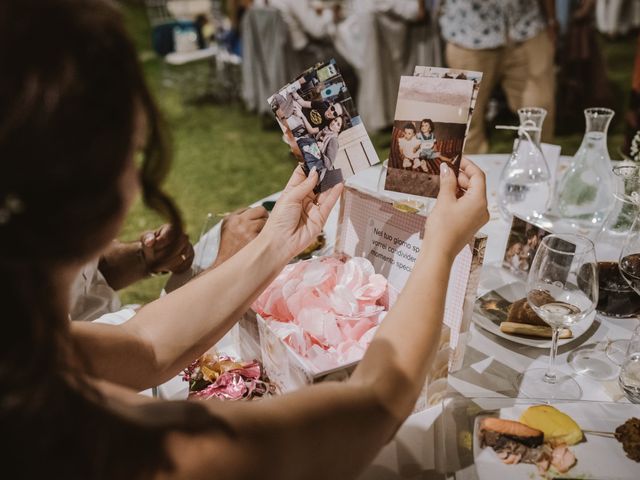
154, 153, 637, 479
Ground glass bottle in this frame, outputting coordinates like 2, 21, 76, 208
498, 107, 552, 226
555, 108, 615, 229
594, 165, 640, 318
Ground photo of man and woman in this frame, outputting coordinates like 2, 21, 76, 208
503, 217, 552, 276
268, 59, 379, 192
385, 75, 475, 198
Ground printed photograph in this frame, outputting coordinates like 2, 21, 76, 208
385, 75, 474, 197
503, 217, 552, 276
475, 289, 512, 326
413, 66, 483, 146
268, 59, 378, 192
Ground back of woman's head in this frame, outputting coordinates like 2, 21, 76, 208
0, 2, 192, 477
0, 0, 180, 264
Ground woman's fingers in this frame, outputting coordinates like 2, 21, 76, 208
285, 167, 319, 203
457, 170, 470, 190
437, 163, 457, 202
316, 182, 343, 221
245, 205, 269, 220
283, 164, 309, 191
458, 157, 486, 198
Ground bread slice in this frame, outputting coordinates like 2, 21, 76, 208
500, 322, 572, 339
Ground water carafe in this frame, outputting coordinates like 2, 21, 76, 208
556, 108, 615, 229
498, 107, 552, 225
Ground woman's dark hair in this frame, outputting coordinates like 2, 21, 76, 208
0, 1, 228, 478
420, 119, 435, 133
333, 114, 348, 133
403, 122, 417, 133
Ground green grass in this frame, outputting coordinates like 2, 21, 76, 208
117, 1, 636, 304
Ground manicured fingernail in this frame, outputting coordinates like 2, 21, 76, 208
440, 164, 450, 177
310, 166, 317, 175
143, 233, 154, 246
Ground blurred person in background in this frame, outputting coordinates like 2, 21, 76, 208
439, 0, 558, 154
335, 0, 428, 71
555, 0, 615, 134
596, 0, 640, 37
624, 33, 640, 157
269, 0, 359, 96
70, 209, 267, 323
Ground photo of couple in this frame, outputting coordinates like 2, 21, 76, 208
269, 59, 362, 192
395, 118, 456, 175
503, 217, 551, 275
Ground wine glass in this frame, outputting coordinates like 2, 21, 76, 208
619, 325, 640, 403
618, 213, 640, 402
517, 234, 598, 400
602, 165, 640, 364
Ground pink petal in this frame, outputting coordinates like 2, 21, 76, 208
354, 274, 388, 301
297, 307, 331, 341
300, 260, 332, 287
329, 285, 359, 316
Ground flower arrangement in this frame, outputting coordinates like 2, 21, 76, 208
182, 353, 274, 401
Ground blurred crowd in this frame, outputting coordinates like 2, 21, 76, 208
150, 0, 640, 156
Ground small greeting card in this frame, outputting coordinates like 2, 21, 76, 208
384, 75, 475, 197
268, 59, 380, 192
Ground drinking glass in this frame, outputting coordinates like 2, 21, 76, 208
192, 212, 216, 277
614, 212, 640, 391
619, 325, 640, 403
517, 234, 598, 400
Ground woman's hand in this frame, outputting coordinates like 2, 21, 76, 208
424, 157, 489, 260
260, 165, 342, 261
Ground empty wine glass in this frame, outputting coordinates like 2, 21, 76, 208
517, 234, 598, 400
619, 325, 640, 403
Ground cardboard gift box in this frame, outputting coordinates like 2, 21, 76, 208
239, 184, 486, 407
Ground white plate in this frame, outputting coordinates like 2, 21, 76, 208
472, 282, 596, 348
471, 400, 640, 480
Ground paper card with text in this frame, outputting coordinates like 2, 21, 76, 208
335, 187, 487, 399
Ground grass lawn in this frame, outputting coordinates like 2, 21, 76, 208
118, 1, 636, 305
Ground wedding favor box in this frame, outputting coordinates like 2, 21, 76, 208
240, 184, 486, 405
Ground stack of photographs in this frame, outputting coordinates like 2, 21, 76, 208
384, 67, 483, 198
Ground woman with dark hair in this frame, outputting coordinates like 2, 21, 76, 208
0, 1, 489, 479
298, 113, 346, 175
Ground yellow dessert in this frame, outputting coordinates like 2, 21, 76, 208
519, 405, 583, 446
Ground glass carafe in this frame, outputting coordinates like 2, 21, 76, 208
498, 107, 552, 225
556, 108, 615, 229
594, 165, 640, 318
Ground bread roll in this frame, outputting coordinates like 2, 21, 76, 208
500, 322, 572, 339
507, 291, 556, 326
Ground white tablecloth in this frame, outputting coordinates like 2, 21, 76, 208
155, 154, 635, 478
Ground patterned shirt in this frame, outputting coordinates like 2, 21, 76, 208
439, 0, 548, 49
